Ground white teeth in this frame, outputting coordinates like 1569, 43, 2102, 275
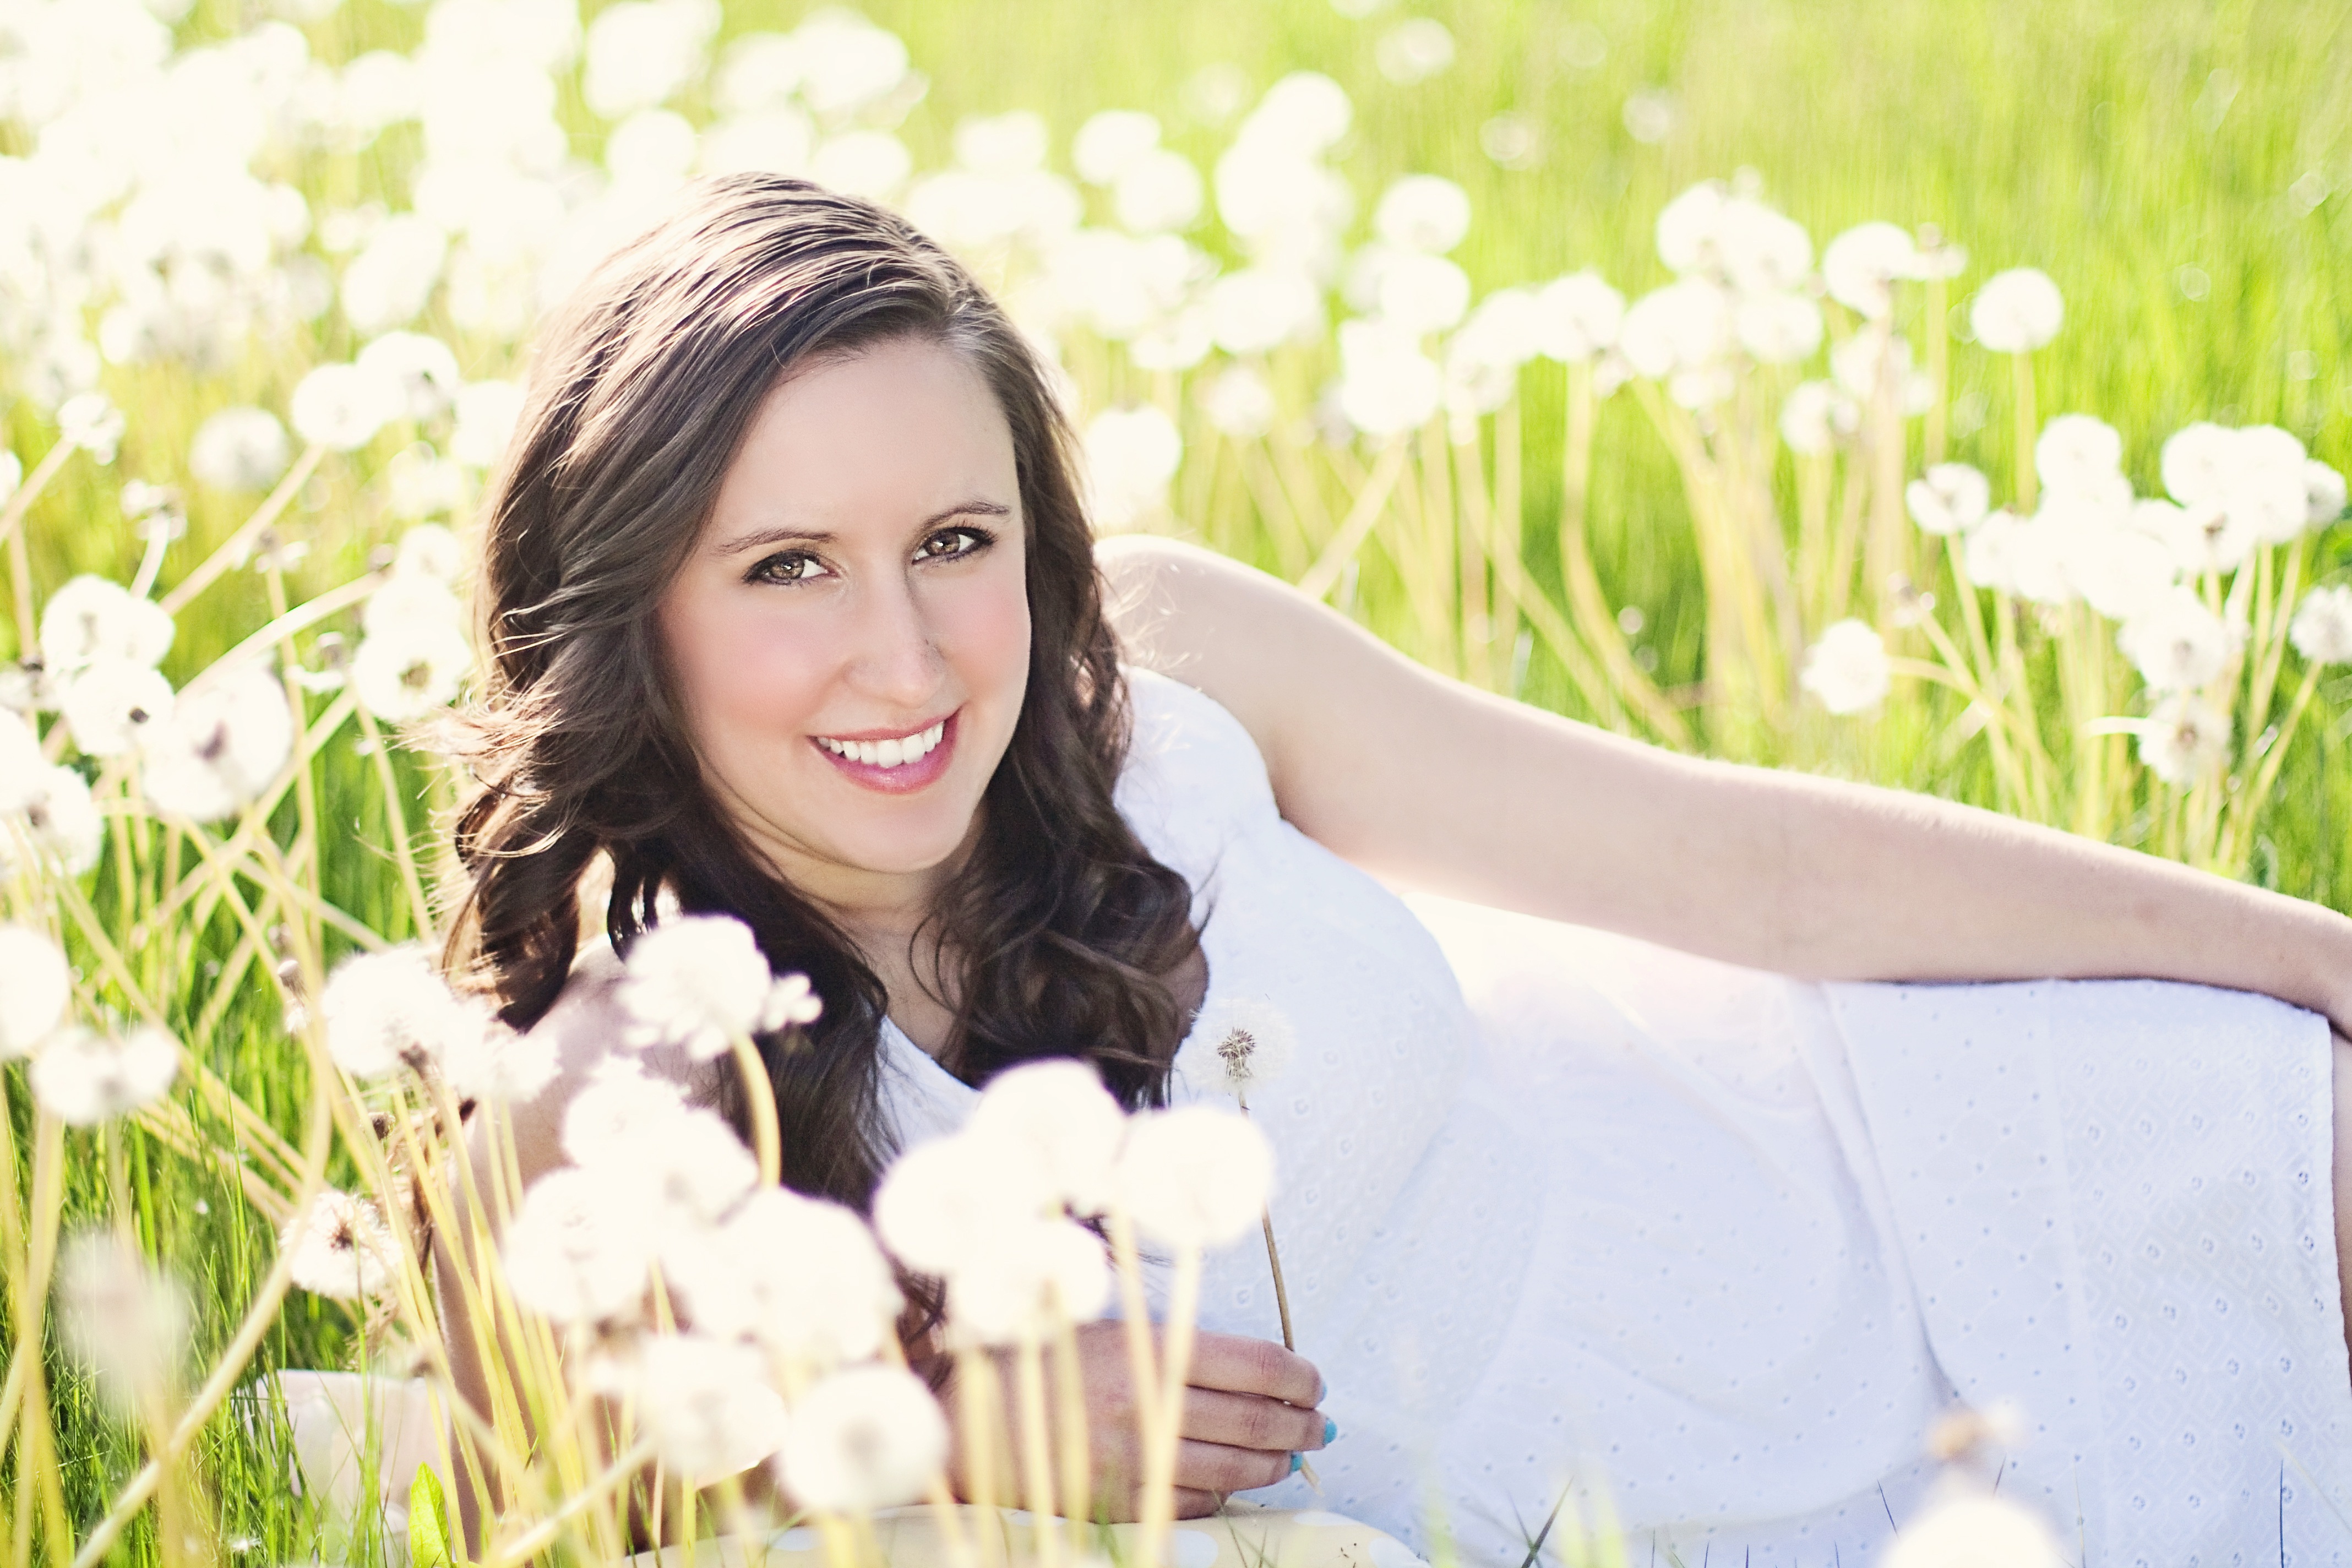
819, 720, 948, 768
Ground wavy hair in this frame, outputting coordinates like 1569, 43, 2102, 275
444, 175, 1201, 1213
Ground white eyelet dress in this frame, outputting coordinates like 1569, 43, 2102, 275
875, 669, 2352, 1566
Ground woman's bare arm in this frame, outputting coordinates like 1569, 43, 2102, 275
1100, 536, 2352, 1035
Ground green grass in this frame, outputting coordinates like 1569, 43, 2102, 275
3, 2, 2350, 1564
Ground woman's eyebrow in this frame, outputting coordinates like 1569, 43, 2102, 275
713, 499, 1014, 557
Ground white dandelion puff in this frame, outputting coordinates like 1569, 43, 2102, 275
1196, 996, 1298, 1103
13, 765, 105, 876
2034, 414, 2125, 494
39, 575, 175, 676
504, 1165, 660, 1325
56, 1232, 190, 1412
1373, 175, 1471, 255
630, 1333, 791, 1482
2304, 460, 2346, 526
350, 618, 471, 721
1905, 464, 1992, 536
1083, 405, 1184, 533
773, 1363, 949, 1515
1969, 268, 2064, 353
1882, 1494, 2065, 1568
967, 1058, 1126, 1216
1532, 271, 1625, 364
141, 665, 294, 822
2289, 585, 2352, 666
59, 394, 126, 464
1113, 1103, 1273, 1250
320, 945, 475, 1079
945, 1216, 1112, 1343
2136, 693, 2233, 787
59, 657, 175, 759
189, 407, 291, 492
280, 1189, 399, 1301
290, 361, 403, 453
2159, 421, 2237, 507
873, 1130, 1059, 1278
1820, 221, 1919, 320
1798, 620, 1892, 716
1074, 110, 1162, 185
355, 330, 463, 423
0, 925, 73, 1057
665, 1187, 901, 1363
618, 913, 819, 1060
30, 1025, 178, 1125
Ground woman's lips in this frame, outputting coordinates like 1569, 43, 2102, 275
810, 710, 959, 795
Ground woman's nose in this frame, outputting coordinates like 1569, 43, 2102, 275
846, 571, 944, 704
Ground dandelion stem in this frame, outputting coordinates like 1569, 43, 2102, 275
729, 1032, 782, 1188
157, 442, 323, 616
0, 437, 77, 657
1298, 438, 1411, 601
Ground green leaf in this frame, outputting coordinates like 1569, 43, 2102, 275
410, 1462, 460, 1568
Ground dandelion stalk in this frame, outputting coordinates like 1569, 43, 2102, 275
1, 435, 80, 655
156, 441, 323, 616
730, 1031, 783, 1189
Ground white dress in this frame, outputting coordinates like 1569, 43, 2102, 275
878, 669, 2352, 1567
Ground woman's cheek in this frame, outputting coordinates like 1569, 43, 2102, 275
687, 599, 836, 749
941, 568, 1033, 700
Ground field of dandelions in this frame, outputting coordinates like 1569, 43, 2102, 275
1, 0, 2347, 1565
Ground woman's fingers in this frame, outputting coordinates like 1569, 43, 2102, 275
1178, 1386, 1329, 1456
1185, 1331, 1324, 1407
1170, 1436, 1296, 1496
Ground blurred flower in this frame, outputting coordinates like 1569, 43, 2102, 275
2160, 496, 2262, 578
875, 1130, 1058, 1278
384, 445, 467, 521
619, 912, 824, 1060
1200, 365, 1277, 439
1074, 109, 1162, 185
7, 764, 104, 876
1820, 221, 1919, 319
1373, 251, 1470, 335
1244, 72, 1353, 155
59, 657, 175, 758
395, 522, 464, 583
340, 213, 448, 335
0, 924, 73, 1056
504, 1164, 658, 1324
320, 944, 478, 1079
967, 1058, 1126, 1216
792, 11, 911, 121
1905, 464, 1992, 536
2289, 585, 2352, 666
2119, 587, 2234, 692
2034, 414, 2124, 493
1532, 271, 1625, 363
1830, 330, 1931, 412
1375, 19, 1455, 85
665, 1187, 900, 1363
356, 330, 462, 422
364, 571, 464, 638
1084, 405, 1184, 531
1114, 1103, 1273, 1249
280, 1189, 398, 1300
57, 1232, 189, 1412
40, 575, 175, 675
29, 1024, 178, 1124
560, 1057, 690, 1166
350, 617, 471, 721
1798, 619, 1891, 715
1779, 381, 1856, 457
632, 1333, 790, 1481
1113, 149, 1204, 233
1618, 278, 1731, 380
2304, 460, 2346, 526
809, 130, 913, 201
1881, 1493, 2063, 1568
141, 665, 294, 822
1969, 267, 2064, 353
2158, 421, 2235, 505
774, 1364, 948, 1513
1205, 268, 1322, 356
438, 1014, 557, 1104
189, 407, 291, 492
290, 360, 402, 451
2064, 524, 2178, 623
450, 379, 525, 469
1733, 292, 1822, 364
943, 1215, 1109, 1342
582, 0, 718, 120
59, 393, 126, 464
2131, 699, 2236, 798
1335, 319, 1441, 437
1374, 175, 1470, 255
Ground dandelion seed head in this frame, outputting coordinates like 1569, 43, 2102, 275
449, 379, 525, 470
1335, 319, 1442, 438
39, 575, 175, 676
59, 393, 126, 463
9, 764, 105, 876
58, 656, 175, 758
1205, 267, 1323, 356
1906, 464, 1992, 537
1882, 1493, 2064, 1568
1113, 149, 1204, 235
1114, 1103, 1273, 1250
582, 0, 718, 121
1084, 405, 1184, 532
504, 1164, 660, 1325
290, 359, 403, 451
774, 1364, 948, 1514
1779, 380, 1856, 458
1969, 267, 2064, 353
2289, 585, 2352, 666
1195, 996, 1299, 1101
189, 406, 291, 492
1200, 364, 1277, 440
945, 1216, 1109, 1343
630, 1332, 791, 1482
968, 1058, 1126, 1215
1374, 175, 1470, 255
1074, 109, 1162, 186
320, 945, 475, 1079
1798, 619, 1891, 716
0, 924, 73, 1056
2136, 693, 2232, 787
618, 912, 812, 1059
281, 1188, 398, 1301
1532, 270, 1625, 364
350, 617, 470, 721
874, 1129, 1059, 1277
57, 1231, 189, 1411
141, 665, 293, 822
667, 1187, 901, 1363
2062, 523, 2179, 624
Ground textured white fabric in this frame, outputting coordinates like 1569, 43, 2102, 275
876, 668, 2352, 1565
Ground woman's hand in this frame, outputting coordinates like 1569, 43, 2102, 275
938, 1324, 1330, 1521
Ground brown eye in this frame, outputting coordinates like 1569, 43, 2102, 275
918, 527, 990, 562
747, 550, 826, 585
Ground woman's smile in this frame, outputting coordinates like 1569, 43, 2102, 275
810, 710, 959, 794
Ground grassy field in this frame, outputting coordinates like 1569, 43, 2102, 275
2, 1, 2349, 1564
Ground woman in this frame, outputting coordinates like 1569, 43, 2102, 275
444, 174, 2352, 1563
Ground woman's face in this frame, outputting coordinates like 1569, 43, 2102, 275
657, 336, 1031, 907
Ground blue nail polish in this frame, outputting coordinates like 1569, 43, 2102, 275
1289, 1452, 1304, 1474
1323, 1417, 1338, 1446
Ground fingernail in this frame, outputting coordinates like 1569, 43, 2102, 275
1288, 1452, 1303, 1475
1322, 1417, 1338, 1446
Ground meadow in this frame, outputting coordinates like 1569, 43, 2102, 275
1, 0, 2347, 1564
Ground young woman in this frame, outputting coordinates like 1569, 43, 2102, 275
444, 175, 2352, 1564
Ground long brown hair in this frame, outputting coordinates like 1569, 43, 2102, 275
445, 175, 1201, 1212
